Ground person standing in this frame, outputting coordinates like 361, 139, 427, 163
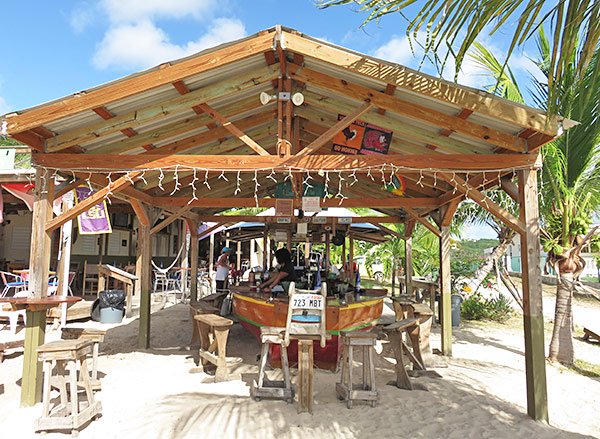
215, 247, 232, 291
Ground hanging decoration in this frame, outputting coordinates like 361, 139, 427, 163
74, 187, 112, 234
383, 175, 407, 197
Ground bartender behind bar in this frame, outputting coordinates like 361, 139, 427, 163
258, 248, 296, 295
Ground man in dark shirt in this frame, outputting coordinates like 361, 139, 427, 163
259, 248, 296, 293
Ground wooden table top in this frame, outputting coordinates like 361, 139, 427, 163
0, 296, 82, 312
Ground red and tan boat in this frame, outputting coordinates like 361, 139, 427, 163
231, 286, 385, 370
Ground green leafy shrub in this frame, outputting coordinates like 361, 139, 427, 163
461, 293, 514, 323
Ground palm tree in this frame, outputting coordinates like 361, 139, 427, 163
464, 31, 600, 364
317, 0, 600, 116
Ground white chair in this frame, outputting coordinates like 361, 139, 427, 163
0, 289, 29, 334
83, 261, 99, 295
283, 282, 328, 348
0, 271, 26, 297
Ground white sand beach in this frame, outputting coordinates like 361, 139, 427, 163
0, 297, 599, 439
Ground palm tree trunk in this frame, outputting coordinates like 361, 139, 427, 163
548, 271, 575, 364
471, 228, 516, 292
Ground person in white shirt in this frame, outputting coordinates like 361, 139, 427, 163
215, 247, 232, 291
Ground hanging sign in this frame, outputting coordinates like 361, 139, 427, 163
74, 187, 112, 234
275, 198, 293, 217
297, 222, 308, 236
276, 217, 292, 224
312, 216, 327, 224
302, 196, 321, 213
338, 217, 352, 225
275, 231, 288, 241
332, 116, 393, 155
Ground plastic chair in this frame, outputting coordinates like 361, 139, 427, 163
0, 289, 29, 333
0, 271, 26, 297
283, 282, 328, 348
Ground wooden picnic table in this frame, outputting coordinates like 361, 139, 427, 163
97, 264, 138, 317
0, 295, 82, 406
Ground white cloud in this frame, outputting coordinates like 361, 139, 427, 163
70, 4, 97, 33
100, 0, 219, 23
93, 18, 246, 70
373, 35, 423, 66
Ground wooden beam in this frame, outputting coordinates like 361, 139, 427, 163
441, 199, 461, 227
288, 64, 526, 152
198, 222, 226, 242
197, 103, 270, 156
130, 199, 150, 227
7, 32, 274, 135
35, 153, 542, 173
45, 172, 140, 232
518, 168, 548, 421
403, 207, 441, 237
194, 215, 401, 223
296, 102, 373, 155
150, 206, 193, 235
282, 31, 558, 136
500, 175, 519, 201
403, 219, 416, 238
438, 172, 525, 235
154, 197, 440, 209
439, 225, 452, 356
73, 172, 154, 205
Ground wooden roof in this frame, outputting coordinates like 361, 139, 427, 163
0, 26, 574, 229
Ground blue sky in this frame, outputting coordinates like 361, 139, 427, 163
1, 0, 535, 240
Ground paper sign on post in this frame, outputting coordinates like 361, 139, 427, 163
302, 196, 321, 212
275, 199, 293, 217
297, 222, 308, 236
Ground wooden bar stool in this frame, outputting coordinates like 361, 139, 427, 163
189, 301, 220, 347
194, 313, 233, 382
382, 318, 420, 390
35, 339, 102, 436
336, 331, 378, 408
251, 326, 293, 403
61, 327, 107, 390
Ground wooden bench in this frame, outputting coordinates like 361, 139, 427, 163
583, 326, 600, 343
35, 339, 102, 436
0, 339, 24, 363
336, 331, 378, 408
194, 313, 234, 382
382, 318, 421, 390
61, 327, 107, 390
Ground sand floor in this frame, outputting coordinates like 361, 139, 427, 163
0, 298, 599, 439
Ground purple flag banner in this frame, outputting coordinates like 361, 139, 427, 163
74, 187, 112, 235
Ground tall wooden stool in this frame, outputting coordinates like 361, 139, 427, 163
251, 326, 293, 403
194, 313, 233, 382
392, 299, 434, 369
35, 339, 102, 436
382, 318, 420, 390
295, 336, 315, 414
61, 328, 107, 390
336, 331, 378, 408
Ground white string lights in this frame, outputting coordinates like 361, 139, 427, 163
39, 162, 531, 208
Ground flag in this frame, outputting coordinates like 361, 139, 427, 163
74, 187, 112, 234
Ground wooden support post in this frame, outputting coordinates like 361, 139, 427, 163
188, 220, 199, 302
518, 169, 548, 422
349, 234, 354, 281
136, 207, 152, 349
325, 231, 330, 272
405, 237, 413, 297
262, 229, 268, 271
439, 225, 452, 356
21, 168, 54, 407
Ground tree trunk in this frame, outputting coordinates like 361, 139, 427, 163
470, 227, 516, 292
548, 271, 575, 364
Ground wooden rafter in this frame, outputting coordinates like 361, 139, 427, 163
195, 215, 401, 223
54, 179, 84, 200
197, 103, 270, 156
36, 153, 542, 173
130, 199, 150, 227
73, 172, 154, 205
441, 198, 461, 226
150, 206, 192, 235
45, 65, 279, 152
45, 172, 141, 232
6, 32, 274, 134
403, 207, 441, 237
92, 106, 152, 151
296, 102, 373, 156
288, 64, 526, 152
282, 31, 557, 136
438, 172, 525, 234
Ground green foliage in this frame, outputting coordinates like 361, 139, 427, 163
461, 293, 514, 323
450, 247, 484, 293
0, 137, 21, 146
